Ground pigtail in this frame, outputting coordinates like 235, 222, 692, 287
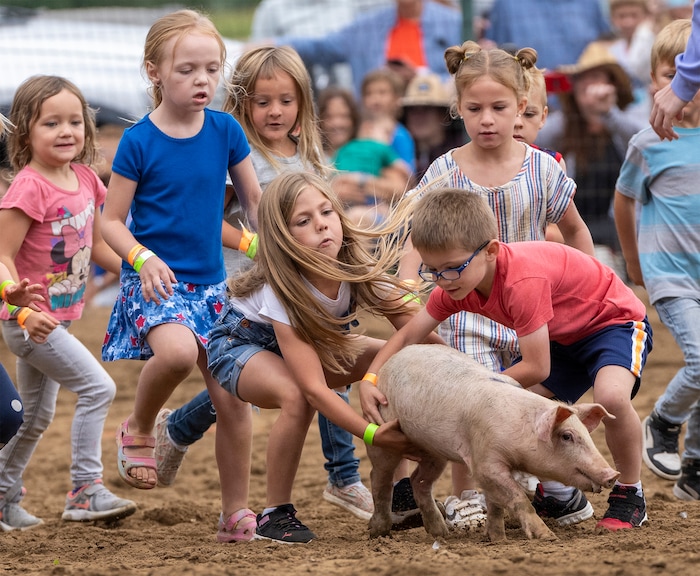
444, 40, 482, 75
514, 47, 538, 97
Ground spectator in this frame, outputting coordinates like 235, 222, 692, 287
536, 41, 646, 265
486, 0, 610, 70
608, 0, 656, 113
360, 68, 415, 171
317, 86, 361, 162
275, 0, 461, 97
250, 0, 392, 91
400, 72, 465, 181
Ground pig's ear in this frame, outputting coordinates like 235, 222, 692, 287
536, 405, 575, 444
574, 403, 615, 433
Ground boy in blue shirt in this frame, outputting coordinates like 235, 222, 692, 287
614, 17, 700, 500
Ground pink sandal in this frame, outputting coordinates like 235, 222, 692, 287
217, 508, 257, 542
116, 419, 157, 490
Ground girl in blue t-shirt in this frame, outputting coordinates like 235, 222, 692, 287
100, 9, 262, 539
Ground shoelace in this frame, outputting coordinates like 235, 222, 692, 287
656, 421, 681, 452
273, 509, 306, 531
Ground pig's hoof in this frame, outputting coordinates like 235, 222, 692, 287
368, 517, 392, 539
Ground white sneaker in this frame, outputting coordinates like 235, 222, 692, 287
322, 482, 374, 521
155, 408, 188, 487
512, 471, 540, 497
444, 490, 487, 531
62, 479, 137, 522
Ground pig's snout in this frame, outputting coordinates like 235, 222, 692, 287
587, 468, 620, 493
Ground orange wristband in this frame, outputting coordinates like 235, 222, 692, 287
363, 372, 378, 386
16, 307, 34, 330
127, 244, 147, 266
238, 228, 254, 253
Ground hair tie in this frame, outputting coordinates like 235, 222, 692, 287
462, 53, 473, 63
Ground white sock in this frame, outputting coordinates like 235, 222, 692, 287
540, 481, 576, 500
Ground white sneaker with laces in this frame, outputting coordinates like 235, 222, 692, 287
444, 489, 487, 531
322, 482, 374, 520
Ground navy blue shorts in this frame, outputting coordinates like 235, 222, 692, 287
541, 317, 653, 403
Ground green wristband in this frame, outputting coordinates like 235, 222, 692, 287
363, 423, 379, 446
5, 303, 19, 315
245, 233, 258, 260
133, 250, 156, 273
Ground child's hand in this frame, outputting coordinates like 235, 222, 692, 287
137, 255, 177, 305
374, 419, 422, 462
4, 278, 45, 310
23, 309, 59, 343
359, 379, 388, 424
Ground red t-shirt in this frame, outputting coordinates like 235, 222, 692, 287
425, 242, 646, 345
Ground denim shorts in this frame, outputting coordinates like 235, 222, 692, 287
541, 317, 653, 403
206, 299, 281, 400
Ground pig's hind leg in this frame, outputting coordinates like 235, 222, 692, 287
479, 467, 557, 542
411, 457, 449, 539
368, 445, 402, 538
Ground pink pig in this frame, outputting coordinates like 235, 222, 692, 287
368, 344, 620, 542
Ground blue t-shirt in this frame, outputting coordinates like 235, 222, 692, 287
112, 109, 250, 284
615, 126, 700, 304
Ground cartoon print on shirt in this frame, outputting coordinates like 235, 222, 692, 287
48, 200, 95, 310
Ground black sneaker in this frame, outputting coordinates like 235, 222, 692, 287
390, 477, 423, 531
255, 504, 315, 544
596, 485, 647, 531
673, 459, 700, 501
531, 483, 594, 526
642, 411, 682, 480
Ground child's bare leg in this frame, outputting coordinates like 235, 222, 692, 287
594, 366, 643, 484
238, 352, 315, 507
124, 323, 199, 485
201, 350, 252, 517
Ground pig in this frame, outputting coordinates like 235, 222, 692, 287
367, 344, 620, 542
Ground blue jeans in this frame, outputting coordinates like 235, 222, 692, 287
653, 297, 700, 460
0, 363, 23, 447
168, 389, 360, 487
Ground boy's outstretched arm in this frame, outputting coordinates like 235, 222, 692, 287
502, 324, 552, 390
359, 307, 440, 423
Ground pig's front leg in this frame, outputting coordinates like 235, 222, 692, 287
368, 445, 402, 538
411, 457, 448, 539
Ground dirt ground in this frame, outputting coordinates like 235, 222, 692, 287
1, 291, 699, 576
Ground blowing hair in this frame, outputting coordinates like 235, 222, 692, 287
7, 75, 98, 173
143, 9, 226, 110
410, 188, 498, 253
230, 171, 415, 373
444, 40, 537, 116
224, 45, 328, 179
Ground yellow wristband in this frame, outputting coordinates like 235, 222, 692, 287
363, 423, 379, 445
16, 307, 34, 330
246, 233, 258, 260
0, 280, 15, 302
133, 250, 156, 273
127, 243, 147, 266
363, 372, 378, 386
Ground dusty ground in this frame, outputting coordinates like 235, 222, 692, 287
1, 293, 698, 576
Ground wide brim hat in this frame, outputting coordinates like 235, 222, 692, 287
402, 73, 452, 108
558, 41, 634, 109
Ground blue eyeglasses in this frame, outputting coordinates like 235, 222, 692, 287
417, 241, 490, 282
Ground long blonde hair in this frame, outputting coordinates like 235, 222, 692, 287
224, 46, 328, 179
143, 9, 226, 110
230, 171, 415, 373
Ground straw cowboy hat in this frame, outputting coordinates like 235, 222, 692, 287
402, 73, 453, 108
558, 41, 634, 109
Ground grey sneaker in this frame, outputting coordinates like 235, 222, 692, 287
0, 485, 43, 532
322, 482, 374, 521
155, 408, 188, 487
673, 459, 700, 501
61, 479, 137, 522
643, 411, 682, 480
